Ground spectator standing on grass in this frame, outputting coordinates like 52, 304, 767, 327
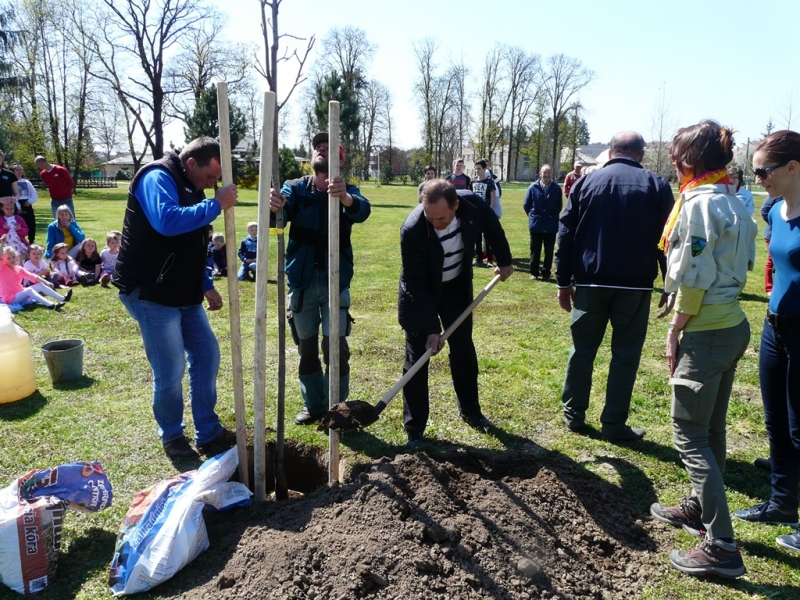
649, 120, 756, 579
731, 130, 800, 554
563, 161, 583, 199
112, 136, 239, 461
446, 158, 471, 191
269, 132, 371, 426
523, 164, 562, 281
398, 180, 513, 448
0, 151, 19, 207
418, 165, 436, 201
555, 131, 674, 442
35, 155, 75, 219
237, 221, 258, 281
761, 194, 780, 295
471, 160, 497, 266
45, 204, 84, 259
12, 164, 37, 244
486, 161, 502, 218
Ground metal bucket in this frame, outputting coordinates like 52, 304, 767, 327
41, 338, 84, 384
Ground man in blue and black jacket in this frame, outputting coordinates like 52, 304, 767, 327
269, 132, 371, 425
556, 131, 674, 442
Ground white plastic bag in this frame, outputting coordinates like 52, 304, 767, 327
108, 448, 251, 596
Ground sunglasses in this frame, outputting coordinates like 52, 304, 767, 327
754, 162, 788, 180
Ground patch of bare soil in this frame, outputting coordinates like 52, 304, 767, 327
164, 446, 661, 600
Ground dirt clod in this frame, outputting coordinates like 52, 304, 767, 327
176, 449, 660, 599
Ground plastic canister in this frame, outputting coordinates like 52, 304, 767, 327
0, 305, 37, 403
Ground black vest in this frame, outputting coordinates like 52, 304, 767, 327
112, 153, 208, 306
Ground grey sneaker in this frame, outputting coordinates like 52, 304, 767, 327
669, 537, 746, 579
776, 531, 800, 553
650, 496, 704, 537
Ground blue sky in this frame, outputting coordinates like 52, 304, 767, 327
217, 0, 798, 150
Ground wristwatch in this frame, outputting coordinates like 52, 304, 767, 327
668, 323, 683, 333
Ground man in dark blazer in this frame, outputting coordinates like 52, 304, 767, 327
398, 179, 514, 447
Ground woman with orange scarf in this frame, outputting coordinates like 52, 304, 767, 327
649, 120, 757, 579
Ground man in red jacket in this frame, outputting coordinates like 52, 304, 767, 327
35, 155, 76, 219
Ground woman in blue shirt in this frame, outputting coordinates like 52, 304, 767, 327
732, 130, 800, 553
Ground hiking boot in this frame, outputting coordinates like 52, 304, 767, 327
197, 427, 237, 457
733, 500, 799, 525
295, 409, 323, 425
754, 457, 771, 471
406, 430, 424, 449
669, 537, 746, 579
776, 531, 800, 553
461, 413, 492, 431
650, 497, 704, 537
163, 436, 200, 460
602, 426, 645, 442
565, 416, 588, 433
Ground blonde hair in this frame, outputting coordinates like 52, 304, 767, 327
106, 230, 122, 244
3, 245, 17, 259
212, 232, 225, 244
247, 221, 258, 230
27, 244, 44, 256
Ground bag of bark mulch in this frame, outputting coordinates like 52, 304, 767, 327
108, 447, 251, 596
0, 461, 112, 596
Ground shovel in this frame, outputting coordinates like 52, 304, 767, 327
318, 274, 502, 432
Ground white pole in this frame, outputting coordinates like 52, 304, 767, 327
217, 82, 248, 489
328, 102, 341, 484
253, 91, 276, 502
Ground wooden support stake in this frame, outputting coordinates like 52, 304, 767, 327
328, 101, 341, 485
275, 156, 288, 501
217, 82, 248, 488
254, 91, 276, 502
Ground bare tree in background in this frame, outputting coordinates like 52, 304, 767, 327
476, 45, 507, 162
97, 0, 213, 161
360, 79, 389, 179
539, 54, 594, 172
778, 90, 797, 130
255, 0, 314, 182
88, 88, 126, 161
502, 46, 539, 181
413, 39, 437, 162
450, 58, 470, 163
316, 26, 375, 99
167, 20, 254, 120
646, 84, 676, 180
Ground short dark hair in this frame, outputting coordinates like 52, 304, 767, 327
670, 120, 734, 177
727, 166, 744, 191
755, 130, 800, 165
423, 164, 436, 175
421, 179, 458, 208
609, 131, 646, 158
474, 159, 487, 168
180, 137, 221, 167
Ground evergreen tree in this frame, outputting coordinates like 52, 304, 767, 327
314, 71, 360, 177
0, 6, 24, 91
279, 146, 303, 181
184, 85, 247, 150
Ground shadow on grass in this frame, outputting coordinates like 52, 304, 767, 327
715, 540, 800, 597
370, 203, 416, 209
725, 457, 772, 503
0, 391, 47, 420
738, 292, 769, 304
56, 527, 118, 597
51, 375, 98, 391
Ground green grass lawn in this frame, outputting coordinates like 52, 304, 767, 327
1, 181, 797, 599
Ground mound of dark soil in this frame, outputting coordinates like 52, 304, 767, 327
174, 447, 662, 600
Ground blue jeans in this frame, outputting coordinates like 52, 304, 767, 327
119, 288, 223, 445
237, 262, 256, 280
51, 198, 75, 220
760, 318, 800, 512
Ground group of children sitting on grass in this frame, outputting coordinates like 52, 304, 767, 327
0, 201, 121, 311
2, 208, 261, 312
206, 221, 260, 282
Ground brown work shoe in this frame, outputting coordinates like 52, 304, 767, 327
197, 428, 237, 457
163, 436, 200, 460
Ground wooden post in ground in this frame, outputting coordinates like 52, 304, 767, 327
253, 91, 276, 502
328, 101, 341, 484
216, 82, 248, 488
